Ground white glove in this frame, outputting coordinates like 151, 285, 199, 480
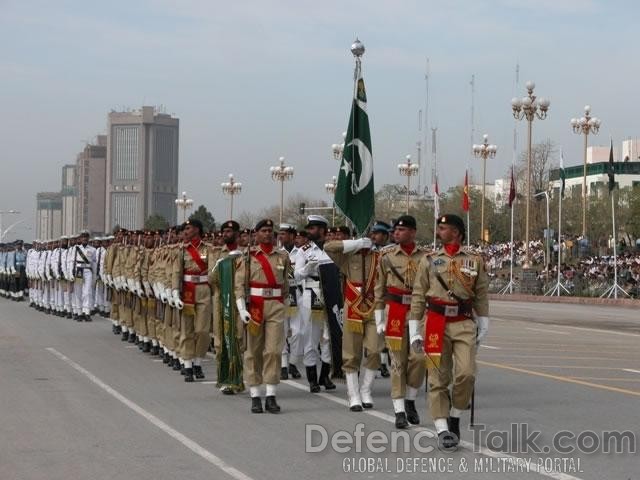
301, 260, 319, 277
115, 276, 124, 290
160, 288, 168, 304
135, 281, 143, 297
236, 298, 252, 325
143, 281, 151, 297
408, 319, 423, 352
127, 278, 136, 292
342, 237, 373, 254
172, 289, 184, 310
374, 309, 386, 335
165, 288, 175, 306
476, 316, 490, 345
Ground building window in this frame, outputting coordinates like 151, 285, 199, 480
113, 126, 139, 181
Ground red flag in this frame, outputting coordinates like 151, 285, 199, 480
462, 170, 470, 212
508, 166, 516, 208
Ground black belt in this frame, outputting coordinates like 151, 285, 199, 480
427, 302, 473, 318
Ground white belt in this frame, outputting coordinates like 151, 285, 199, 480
305, 281, 320, 289
183, 274, 208, 283
250, 287, 282, 298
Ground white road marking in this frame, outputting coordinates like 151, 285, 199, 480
282, 380, 585, 480
199, 381, 218, 385
526, 327, 569, 335
124, 345, 138, 348
46, 347, 254, 480
480, 345, 501, 350
623, 368, 640, 374
561, 325, 640, 338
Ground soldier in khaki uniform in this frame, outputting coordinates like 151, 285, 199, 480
208, 220, 243, 394
163, 226, 184, 371
133, 231, 156, 354
374, 215, 428, 428
325, 235, 383, 412
235, 219, 290, 414
104, 229, 122, 335
409, 214, 489, 450
172, 220, 212, 382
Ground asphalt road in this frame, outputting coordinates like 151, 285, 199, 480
0, 298, 638, 480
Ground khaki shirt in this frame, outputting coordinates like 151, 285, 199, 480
207, 244, 238, 287
410, 246, 489, 320
171, 240, 210, 292
234, 246, 290, 301
374, 244, 429, 311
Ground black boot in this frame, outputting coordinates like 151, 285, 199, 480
180, 363, 186, 375
151, 345, 160, 356
251, 397, 263, 414
448, 417, 461, 442
306, 366, 321, 393
280, 366, 289, 380
121, 331, 129, 342
172, 359, 181, 371
84, 314, 92, 322
134, 336, 140, 345
319, 362, 336, 390
405, 400, 420, 425
184, 368, 194, 382
112, 324, 117, 334
75, 314, 82, 322
438, 431, 459, 451
288, 364, 302, 379
194, 365, 205, 379
142, 342, 151, 353
66, 312, 73, 319
265, 396, 281, 413
162, 352, 170, 364
395, 412, 409, 429
128, 334, 136, 343
379, 363, 390, 378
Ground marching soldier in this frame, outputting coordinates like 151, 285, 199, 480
325, 233, 384, 412
408, 214, 489, 449
278, 223, 302, 380
104, 229, 124, 334
374, 215, 428, 428
172, 220, 212, 382
369, 221, 392, 378
294, 215, 336, 393
71, 231, 97, 321
235, 219, 290, 413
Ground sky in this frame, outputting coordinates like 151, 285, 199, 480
1, 0, 638, 239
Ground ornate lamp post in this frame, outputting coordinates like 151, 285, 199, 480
174, 192, 193, 222
570, 105, 601, 238
397, 154, 419, 214
472, 134, 497, 243
221, 174, 242, 220
331, 132, 347, 160
511, 81, 550, 267
324, 175, 337, 226
270, 156, 294, 224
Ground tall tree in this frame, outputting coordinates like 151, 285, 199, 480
188, 205, 216, 232
144, 214, 169, 231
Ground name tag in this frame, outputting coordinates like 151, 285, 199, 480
444, 305, 459, 317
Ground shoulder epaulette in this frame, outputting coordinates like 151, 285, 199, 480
301, 243, 312, 251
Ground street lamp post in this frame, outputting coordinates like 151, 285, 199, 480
331, 132, 347, 161
472, 134, 498, 243
0, 210, 20, 242
534, 190, 551, 281
221, 173, 242, 220
324, 176, 337, 226
397, 154, 419, 214
270, 156, 294, 224
511, 81, 551, 267
174, 191, 194, 223
570, 105, 601, 238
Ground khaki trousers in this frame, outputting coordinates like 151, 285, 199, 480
428, 319, 476, 419
342, 319, 384, 373
146, 299, 156, 340
388, 323, 426, 399
163, 304, 175, 351
244, 299, 285, 386
110, 290, 119, 321
178, 285, 212, 360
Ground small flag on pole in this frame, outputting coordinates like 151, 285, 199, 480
462, 170, 470, 212
508, 166, 516, 208
559, 150, 566, 199
433, 176, 440, 219
607, 137, 616, 193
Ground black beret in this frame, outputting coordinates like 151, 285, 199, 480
437, 214, 466, 239
371, 220, 391, 233
241, 228, 251, 235
337, 226, 351, 236
394, 215, 417, 230
184, 219, 204, 232
221, 220, 240, 232
255, 219, 274, 230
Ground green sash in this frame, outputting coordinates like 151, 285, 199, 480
216, 256, 244, 392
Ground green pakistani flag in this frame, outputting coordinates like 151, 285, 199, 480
334, 67, 375, 235
559, 150, 566, 199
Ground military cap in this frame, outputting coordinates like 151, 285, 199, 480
437, 214, 466, 240
371, 220, 391, 234
305, 215, 329, 229
295, 230, 309, 238
279, 223, 296, 233
241, 228, 251, 235
221, 220, 240, 232
337, 225, 351, 236
254, 219, 274, 230
394, 215, 417, 230
184, 219, 204, 233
